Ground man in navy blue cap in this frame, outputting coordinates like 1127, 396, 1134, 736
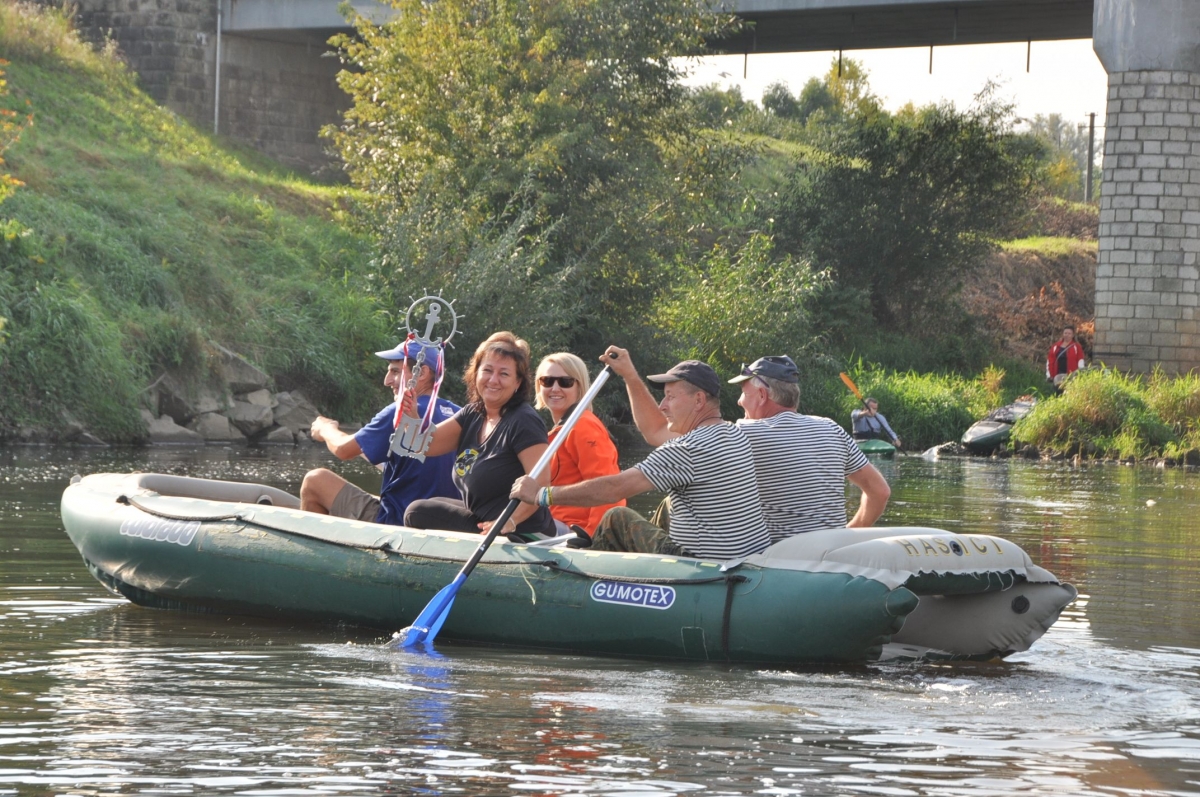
730, 355, 890, 538
300, 340, 460, 524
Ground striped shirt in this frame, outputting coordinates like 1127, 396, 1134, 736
634, 422, 770, 559
737, 413, 871, 541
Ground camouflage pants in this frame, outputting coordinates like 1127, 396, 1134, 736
591, 506, 692, 557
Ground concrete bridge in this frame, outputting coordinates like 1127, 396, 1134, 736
221, 0, 1094, 51
66, 0, 1200, 375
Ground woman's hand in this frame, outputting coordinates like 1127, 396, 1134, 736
477, 517, 517, 535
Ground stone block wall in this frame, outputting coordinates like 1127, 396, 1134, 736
219, 33, 348, 173
52, 0, 345, 173
66, 0, 217, 127
1094, 70, 1200, 375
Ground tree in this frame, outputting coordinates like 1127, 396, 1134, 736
795, 77, 837, 125
772, 93, 1039, 332
327, 0, 740, 360
823, 57, 880, 119
1024, 113, 1100, 202
687, 83, 750, 127
761, 81, 800, 120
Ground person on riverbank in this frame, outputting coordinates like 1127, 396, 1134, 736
731, 356, 890, 538
851, 398, 900, 447
403, 331, 556, 540
1046, 326, 1086, 390
534, 352, 625, 537
301, 341, 459, 525
510, 349, 770, 560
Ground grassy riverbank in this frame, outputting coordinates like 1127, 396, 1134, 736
0, 5, 387, 441
1014, 368, 1200, 463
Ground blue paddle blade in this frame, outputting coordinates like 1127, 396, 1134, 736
398, 575, 464, 648
423, 593, 455, 643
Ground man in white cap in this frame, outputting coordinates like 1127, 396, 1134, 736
730, 355, 890, 538
511, 347, 769, 560
300, 340, 460, 525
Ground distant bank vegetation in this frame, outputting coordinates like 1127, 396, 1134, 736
1, 1, 1195, 462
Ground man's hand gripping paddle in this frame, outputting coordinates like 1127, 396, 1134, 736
394, 357, 615, 651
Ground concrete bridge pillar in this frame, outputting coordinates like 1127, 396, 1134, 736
1093, 0, 1200, 375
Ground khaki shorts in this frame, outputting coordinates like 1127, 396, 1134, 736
330, 481, 381, 523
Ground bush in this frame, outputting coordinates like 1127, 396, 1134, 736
1013, 369, 1177, 459
653, 232, 829, 416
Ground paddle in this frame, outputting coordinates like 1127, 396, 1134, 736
838, 372, 903, 453
395, 363, 614, 650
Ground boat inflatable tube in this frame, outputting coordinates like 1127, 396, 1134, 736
61, 473, 1075, 664
746, 527, 1077, 660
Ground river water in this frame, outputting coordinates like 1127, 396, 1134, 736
1, 444, 1199, 796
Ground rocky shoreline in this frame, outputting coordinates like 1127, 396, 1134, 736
3, 345, 361, 448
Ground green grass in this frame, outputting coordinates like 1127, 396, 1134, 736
790, 360, 1047, 450
999, 236, 1097, 258
1014, 368, 1198, 462
0, 3, 389, 441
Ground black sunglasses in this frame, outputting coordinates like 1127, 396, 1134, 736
538, 375, 577, 388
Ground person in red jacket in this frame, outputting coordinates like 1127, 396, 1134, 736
1047, 326, 1087, 389
534, 352, 625, 537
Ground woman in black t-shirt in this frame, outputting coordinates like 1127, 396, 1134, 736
402, 331, 554, 538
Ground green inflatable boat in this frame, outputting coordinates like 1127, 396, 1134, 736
855, 438, 897, 456
60, 473, 1076, 664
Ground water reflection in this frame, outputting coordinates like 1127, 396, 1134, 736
1, 447, 1200, 794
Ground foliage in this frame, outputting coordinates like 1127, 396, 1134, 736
1146, 368, 1200, 436
0, 50, 33, 351
761, 81, 800, 120
1022, 113, 1100, 204
328, 0, 744, 368
1013, 369, 1180, 460
0, 4, 388, 440
770, 90, 1040, 332
758, 59, 876, 130
653, 232, 829, 415
687, 84, 751, 128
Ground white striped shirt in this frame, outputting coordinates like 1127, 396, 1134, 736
634, 422, 770, 559
736, 413, 871, 541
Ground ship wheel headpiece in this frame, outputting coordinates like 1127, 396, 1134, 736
390, 293, 463, 462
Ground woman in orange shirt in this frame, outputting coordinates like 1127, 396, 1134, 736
534, 352, 625, 537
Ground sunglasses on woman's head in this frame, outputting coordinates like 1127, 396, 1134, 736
538, 375, 577, 388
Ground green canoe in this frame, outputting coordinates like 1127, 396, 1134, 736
962, 399, 1036, 454
856, 438, 897, 456
60, 473, 1076, 664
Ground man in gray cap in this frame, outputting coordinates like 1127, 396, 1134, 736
511, 346, 769, 560
730, 355, 890, 538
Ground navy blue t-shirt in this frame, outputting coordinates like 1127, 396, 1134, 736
355, 395, 460, 525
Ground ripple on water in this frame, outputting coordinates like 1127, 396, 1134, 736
3, 451, 1200, 795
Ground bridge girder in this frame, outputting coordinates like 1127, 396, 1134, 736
222, 0, 1096, 53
